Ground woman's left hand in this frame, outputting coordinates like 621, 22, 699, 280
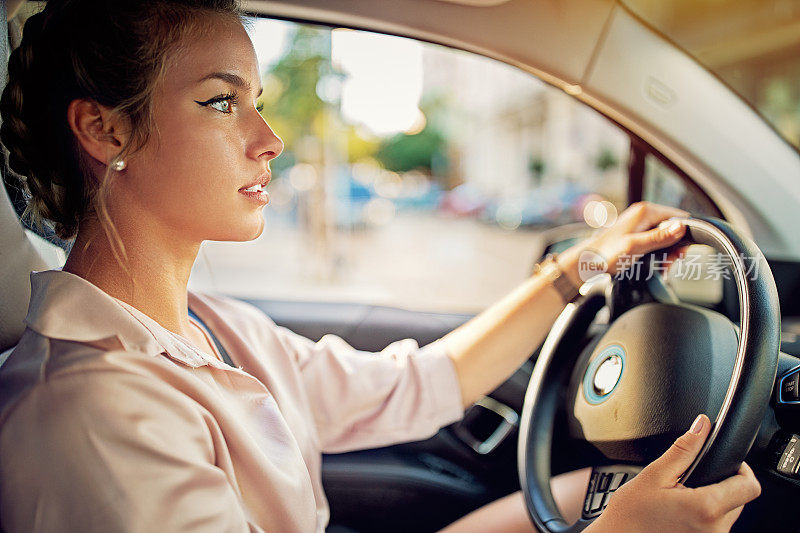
557, 201, 691, 286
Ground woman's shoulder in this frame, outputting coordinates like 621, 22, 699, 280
188, 289, 285, 343
186, 290, 323, 369
0, 337, 219, 522
0, 328, 201, 431
189, 289, 276, 323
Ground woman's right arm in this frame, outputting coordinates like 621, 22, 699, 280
591, 414, 761, 532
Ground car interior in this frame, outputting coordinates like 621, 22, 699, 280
2, 1, 800, 532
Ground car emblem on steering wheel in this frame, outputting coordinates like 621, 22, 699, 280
583, 345, 626, 404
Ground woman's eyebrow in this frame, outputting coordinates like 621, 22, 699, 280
197, 71, 264, 97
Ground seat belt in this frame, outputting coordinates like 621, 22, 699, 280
187, 307, 237, 368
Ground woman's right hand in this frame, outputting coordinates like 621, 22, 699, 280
590, 414, 761, 532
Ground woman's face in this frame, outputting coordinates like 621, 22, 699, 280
115, 15, 283, 244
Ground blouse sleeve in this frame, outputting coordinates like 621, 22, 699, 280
268, 323, 466, 453
0, 366, 262, 533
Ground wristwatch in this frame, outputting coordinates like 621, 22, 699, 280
533, 254, 581, 304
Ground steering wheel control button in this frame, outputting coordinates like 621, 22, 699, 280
609, 472, 627, 490
583, 472, 598, 514
777, 434, 800, 476
601, 492, 613, 510
582, 466, 640, 519
589, 492, 605, 512
583, 345, 626, 404
779, 367, 800, 404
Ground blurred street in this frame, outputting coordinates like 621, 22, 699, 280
192, 213, 549, 314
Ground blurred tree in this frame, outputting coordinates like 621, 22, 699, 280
345, 126, 381, 163
595, 146, 619, 172
261, 26, 331, 151
261, 27, 454, 177
375, 126, 446, 173
528, 155, 546, 186
375, 95, 450, 175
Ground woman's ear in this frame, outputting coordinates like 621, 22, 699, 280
66, 99, 130, 167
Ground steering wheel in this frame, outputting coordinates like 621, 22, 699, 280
518, 216, 781, 532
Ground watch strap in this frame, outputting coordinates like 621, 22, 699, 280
534, 254, 580, 304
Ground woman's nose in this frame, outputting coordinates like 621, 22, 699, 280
250, 113, 284, 162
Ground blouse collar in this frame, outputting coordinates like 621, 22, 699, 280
24, 269, 225, 369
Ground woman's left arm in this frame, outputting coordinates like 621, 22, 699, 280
441, 201, 689, 407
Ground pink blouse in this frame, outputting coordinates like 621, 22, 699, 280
0, 269, 465, 532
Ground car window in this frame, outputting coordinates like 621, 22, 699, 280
642, 154, 721, 217
190, 18, 633, 314
640, 154, 726, 307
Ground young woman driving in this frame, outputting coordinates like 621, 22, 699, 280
0, 1, 761, 531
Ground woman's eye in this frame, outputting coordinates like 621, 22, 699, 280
256, 102, 264, 113
195, 94, 239, 114
210, 99, 233, 113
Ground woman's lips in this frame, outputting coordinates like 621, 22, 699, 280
239, 172, 271, 191
239, 174, 271, 205
239, 187, 269, 205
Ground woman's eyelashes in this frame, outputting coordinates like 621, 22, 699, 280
195, 92, 238, 114
195, 92, 264, 115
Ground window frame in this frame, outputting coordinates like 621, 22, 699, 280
627, 136, 724, 219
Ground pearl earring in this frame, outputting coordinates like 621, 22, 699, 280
111, 159, 127, 171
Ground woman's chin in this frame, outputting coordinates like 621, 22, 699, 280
241, 215, 266, 241
211, 216, 265, 243
248, 219, 266, 241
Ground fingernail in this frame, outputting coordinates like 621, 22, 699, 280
668, 221, 683, 234
689, 415, 704, 434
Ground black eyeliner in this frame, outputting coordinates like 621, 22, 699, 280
195, 92, 263, 114
194, 92, 240, 107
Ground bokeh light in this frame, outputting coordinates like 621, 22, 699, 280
363, 198, 396, 226
583, 200, 618, 228
289, 163, 318, 192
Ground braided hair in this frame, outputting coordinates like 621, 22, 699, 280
0, 0, 241, 250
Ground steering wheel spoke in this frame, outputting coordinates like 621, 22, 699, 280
550, 431, 607, 475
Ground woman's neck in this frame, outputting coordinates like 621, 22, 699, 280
63, 220, 201, 337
